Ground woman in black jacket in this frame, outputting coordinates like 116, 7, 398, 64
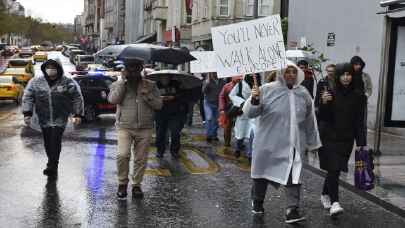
316, 63, 367, 217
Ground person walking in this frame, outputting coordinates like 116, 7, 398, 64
108, 57, 162, 200
155, 77, 190, 159
315, 64, 336, 117
218, 76, 242, 147
351, 56, 372, 131
202, 72, 225, 142
298, 60, 316, 98
229, 74, 259, 159
22, 59, 84, 178
243, 61, 321, 224
317, 63, 367, 217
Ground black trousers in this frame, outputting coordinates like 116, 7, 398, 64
41, 127, 65, 170
322, 170, 341, 203
155, 114, 185, 155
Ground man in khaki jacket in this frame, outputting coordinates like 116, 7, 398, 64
108, 57, 162, 199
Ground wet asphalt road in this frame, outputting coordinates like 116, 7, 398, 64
0, 53, 405, 227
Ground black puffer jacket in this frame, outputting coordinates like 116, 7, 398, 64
22, 59, 84, 128
317, 63, 367, 172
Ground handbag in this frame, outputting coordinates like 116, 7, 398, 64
354, 147, 375, 191
225, 82, 243, 118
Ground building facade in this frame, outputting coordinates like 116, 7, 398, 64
166, 0, 193, 48
125, 0, 144, 43
104, 0, 125, 46
192, 0, 281, 50
144, 0, 168, 45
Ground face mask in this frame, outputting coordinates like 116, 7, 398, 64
46, 69, 58, 77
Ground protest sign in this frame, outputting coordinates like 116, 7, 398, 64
211, 15, 287, 78
190, 51, 217, 73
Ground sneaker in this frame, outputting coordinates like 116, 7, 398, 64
251, 200, 264, 214
132, 186, 144, 199
321, 195, 332, 209
116, 184, 127, 200
285, 207, 306, 224
330, 202, 344, 216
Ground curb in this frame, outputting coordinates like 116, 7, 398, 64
304, 163, 405, 219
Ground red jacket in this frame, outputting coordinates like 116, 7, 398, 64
218, 81, 237, 112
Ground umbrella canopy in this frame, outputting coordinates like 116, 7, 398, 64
145, 70, 202, 89
95, 44, 130, 57
117, 44, 196, 65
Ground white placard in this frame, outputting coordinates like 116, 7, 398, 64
211, 15, 287, 78
391, 26, 405, 121
190, 51, 217, 73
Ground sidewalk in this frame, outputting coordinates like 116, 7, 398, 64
305, 130, 405, 216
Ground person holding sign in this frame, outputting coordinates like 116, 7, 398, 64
243, 61, 321, 224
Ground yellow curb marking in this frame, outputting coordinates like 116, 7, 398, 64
216, 146, 251, 172
179, 147, 220, 175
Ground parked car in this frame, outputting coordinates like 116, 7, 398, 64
73, 73, 116, 122
7, 59, 35, 76
55, 45, 64, 51
19, 48, 34, 58
0, 67, 33, 85
33, 51, 48, 63
63, 46, 79, 57
39, 41, 54, 51
31, 45, 41, 53
75, 55, 95, 71
1, 47, 14, 57
69, 49, 86, 64
0, 76, 24, 104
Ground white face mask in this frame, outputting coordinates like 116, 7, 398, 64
46, 69, 57, 77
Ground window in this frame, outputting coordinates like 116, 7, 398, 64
202, 0, 208, 18
246, 0, 272, 17
218, 0, 229, 17
259, 0, 272, 16
246, 0, 254, 16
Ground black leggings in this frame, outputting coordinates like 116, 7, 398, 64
322, 170, 341, 203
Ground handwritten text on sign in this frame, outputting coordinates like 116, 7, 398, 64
211, 15, 287, 78
190, 51, 217, 73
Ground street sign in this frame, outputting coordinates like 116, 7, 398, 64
327, 33, 336, 47
211, 15, 287, 78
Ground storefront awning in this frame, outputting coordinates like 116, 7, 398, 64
379, 0, 405, 14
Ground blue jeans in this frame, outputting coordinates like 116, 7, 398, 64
204, 100, 219, 138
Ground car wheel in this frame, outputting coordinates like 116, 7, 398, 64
84, 105, 96, 122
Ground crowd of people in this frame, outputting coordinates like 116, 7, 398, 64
22, 54, 373, 224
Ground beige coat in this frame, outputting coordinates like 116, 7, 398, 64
108, 78, 162, 129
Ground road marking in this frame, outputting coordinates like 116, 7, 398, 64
216, 146, 251, 172
145, 147, 172, 177
179, 147, 220, 174
0, 111, 16, 121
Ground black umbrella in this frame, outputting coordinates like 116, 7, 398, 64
117, 44, 196, 65
95, 44, 129, 57
145, 70, 202, 89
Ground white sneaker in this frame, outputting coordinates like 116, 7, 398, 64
330, 202, 344, 216
320, 195, 331, 209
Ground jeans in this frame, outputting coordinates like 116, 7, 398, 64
155, 113, 185, 155
41, 127, 65, 170
204, 100, 219, 138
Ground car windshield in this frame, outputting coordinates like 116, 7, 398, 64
80, 56, 94, 62
0, 76, 13, 83
8, 60, 28, 66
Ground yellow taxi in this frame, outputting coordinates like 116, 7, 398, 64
7, 59, 35, 76
33, 51, 48, 63
0, 76, 24, 104
0, 67, 33, 85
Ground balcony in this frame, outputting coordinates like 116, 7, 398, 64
152, 6, 167, 21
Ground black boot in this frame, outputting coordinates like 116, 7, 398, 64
132, 186, 144, 199
117, 184, 128, 200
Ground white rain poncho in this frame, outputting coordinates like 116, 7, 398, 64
243, 62, 322, 185
229, 79, 255, 139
